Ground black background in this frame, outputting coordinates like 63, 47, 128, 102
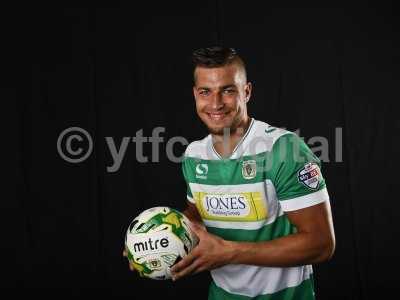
14, 1, 400, 299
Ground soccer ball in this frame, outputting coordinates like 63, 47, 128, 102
125, 206, 198, 280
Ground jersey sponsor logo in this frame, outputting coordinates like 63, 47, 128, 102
242, 160, 257, 179
195, 163, 208, 179
204, 194, 250, 217
298, 162, 321, 189
193, 192, 268, 221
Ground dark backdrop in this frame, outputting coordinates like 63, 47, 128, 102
15, 1, 400, 299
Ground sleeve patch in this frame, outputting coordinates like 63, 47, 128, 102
297, 162, 321, 190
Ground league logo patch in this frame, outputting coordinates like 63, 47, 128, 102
242, 160, 257, 179
298, 162, 321, 189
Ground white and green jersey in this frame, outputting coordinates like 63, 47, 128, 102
181, 118, 330, 300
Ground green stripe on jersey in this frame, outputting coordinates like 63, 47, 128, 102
206, 215, 296, 242
182, 133, 326, 201
183, 151, 269, 186
208, 277, 315, 300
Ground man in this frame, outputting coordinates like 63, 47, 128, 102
170, 47, 335, 299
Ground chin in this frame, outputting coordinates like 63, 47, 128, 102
205, 120, 235, 135
206, 126, 225, 135
198, 113, 238, 135
200, 119, 225, 134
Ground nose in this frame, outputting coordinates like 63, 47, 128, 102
210, 92, 224, 110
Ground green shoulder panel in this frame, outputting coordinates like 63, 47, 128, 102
269, 133, 326, 201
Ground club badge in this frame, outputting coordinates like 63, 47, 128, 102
242, 160, 257, 179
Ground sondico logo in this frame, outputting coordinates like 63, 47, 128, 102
133, 237, 169, 253
195, 163, 208, 179
202, 194, 250, 217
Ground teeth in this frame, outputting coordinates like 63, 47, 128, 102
209, 114, 224, 120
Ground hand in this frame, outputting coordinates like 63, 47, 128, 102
122, 246, 136, 272
170, 222, 233, 281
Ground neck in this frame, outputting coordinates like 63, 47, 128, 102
212, 116, 251, 158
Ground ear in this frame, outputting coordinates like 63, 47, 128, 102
245, 82, 252, 103
193, 86, 198, 101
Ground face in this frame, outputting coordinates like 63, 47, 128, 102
193, 63, 252, 135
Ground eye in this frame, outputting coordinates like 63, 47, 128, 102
223, 89, 236, 94
199, 90, 210, 96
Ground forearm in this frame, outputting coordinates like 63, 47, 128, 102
183, 203, 203, 225
225, 231, 334, 268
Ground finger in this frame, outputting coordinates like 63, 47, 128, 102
192, 264, 207, 275
129, 262, 135, 271
170, 251, 198, 273
123, 244, 130, 256
172, 259, 201, 281
129, 260, 140, 273
170, 254, 195, 273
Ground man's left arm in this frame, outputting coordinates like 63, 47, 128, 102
170, 200, 335, 280
227, 200, 335, 267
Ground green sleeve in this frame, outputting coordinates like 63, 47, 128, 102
270, 133, 327, 202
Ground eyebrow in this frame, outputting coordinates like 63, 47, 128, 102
221, 85, 236, 89
196, 84, 237, 90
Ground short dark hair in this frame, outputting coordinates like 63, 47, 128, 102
192, 46, 246, 80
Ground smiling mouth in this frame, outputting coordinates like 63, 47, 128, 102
206, 112, 228, 121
